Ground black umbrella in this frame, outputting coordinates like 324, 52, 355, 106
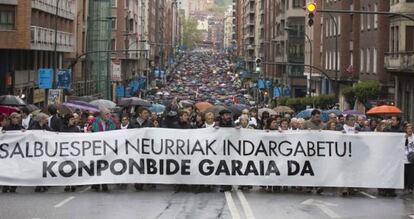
118, 97, 151, 107
0, 95, 26, 106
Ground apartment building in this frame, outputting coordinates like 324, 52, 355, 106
272, 0, 306, 97
0, 0, 75, 104
309, 0, 390, 104
385, 0, 414, 122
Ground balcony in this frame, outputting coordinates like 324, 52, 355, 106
30, 26, 74, 52
385, 52, 414, 73
31, 0, 75, 20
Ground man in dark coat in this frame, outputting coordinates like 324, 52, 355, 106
48, 104, 64, 132
217, 109, 233, 192
132, 107, 153, 191
132, 107, 153, 128
171, 110, 193, 129
380, 116, 403, 197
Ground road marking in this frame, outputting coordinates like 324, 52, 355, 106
359, 191, 377, 199
236, 190, 256, 219
224, 191, 241, 219
79, 186, 90, 193
301, 199, 340, 218
54, 196, 75, 208
409, 215, 414, 219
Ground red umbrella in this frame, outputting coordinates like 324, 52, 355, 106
0, 106, 19, 115
195, 102, 213, 112
366, 105, 402, 115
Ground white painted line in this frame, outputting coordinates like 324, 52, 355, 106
224, 191, 241, 219
302, 199, 340, 218
315, 203, 341, 218
359, 191, 377, 199
54, 196, 75, 208
236, 190, 256, 219
79, 186, 90, 193
409, 215, 414, 219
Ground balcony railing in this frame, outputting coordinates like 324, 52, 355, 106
32, 0, 75, 20
30, 26, 74, 52
385, 52, 414, 72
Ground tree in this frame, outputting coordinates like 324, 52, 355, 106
182, 18, 202, 50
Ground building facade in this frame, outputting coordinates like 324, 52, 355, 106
385, 0, 414, 122
0, 0, 76, 105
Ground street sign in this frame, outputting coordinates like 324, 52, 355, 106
56, 69, 72, 89
111, 60, 122, 81
38, 68, 53, 89
33, 89, 45, 104
48, 89, 63, 105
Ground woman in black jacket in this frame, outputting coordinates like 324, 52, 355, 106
62, 114, 80, 192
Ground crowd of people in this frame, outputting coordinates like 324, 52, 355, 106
1, 101, 413, 197
0, 51, 413, 198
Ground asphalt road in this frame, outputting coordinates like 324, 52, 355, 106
0, 185, 414, 219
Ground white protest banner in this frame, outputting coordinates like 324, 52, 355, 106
0, 128, 405, 188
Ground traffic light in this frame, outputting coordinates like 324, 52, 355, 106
306, 2, 316, 27
255, 58, 262, 72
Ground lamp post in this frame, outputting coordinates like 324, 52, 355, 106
53, 0, 60, 90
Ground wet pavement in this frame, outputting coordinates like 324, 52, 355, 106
1, 185, 414, 219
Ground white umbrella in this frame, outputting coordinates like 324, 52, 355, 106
89, 99, 117, 109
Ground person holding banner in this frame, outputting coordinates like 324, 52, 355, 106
91, 109, 116, 191
62, 113, 81, 192
202, 112, 216, 128
132, 107, 154, 191
405, 124, 414, 193
48, 105, 64, 132
2, 112, 24, 193
217, 109, 234, 192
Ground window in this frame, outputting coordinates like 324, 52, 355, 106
337, 16, 341, 35
325, 19, 329, 37
366, 48, 370, 73
361, 7, 364, 31
325, 51, 328, 69
112, 0, 117, 7
367, 5, 371, 30
111, 18, 117, 30
373, 48, 377, 74
293, 0, 304, 8
350, 51, 353, 66
0, 9, 16, 30
111, 39, 116, 50
360, 49, 364, 72
374, 3, 378, 29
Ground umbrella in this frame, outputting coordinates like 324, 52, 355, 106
89, 99, 117, 109
179, 100, 195, 108
0, 95, 26, 106
295, 108, 315, 119
195, 101, 213, 112
26, 104, 39, 112
274, 106, 294, 114
0, 106, 19, 115
56, 104, 73, 115
204, 105, 228, 117
118, 97, 151, 107
343, 109, 365, 116
149, 104, 166, 113
258, 108, 277, 117
321, 109, 343, 122
227, 104, 250, 116
63, 100, 100, 112
366, 105, 402, 115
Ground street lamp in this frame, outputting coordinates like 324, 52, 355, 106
284, 26, 313, 97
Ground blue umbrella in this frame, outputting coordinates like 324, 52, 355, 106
295, 108, 314, 119
149, 104, 166, 113
321, 109, 343, 122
